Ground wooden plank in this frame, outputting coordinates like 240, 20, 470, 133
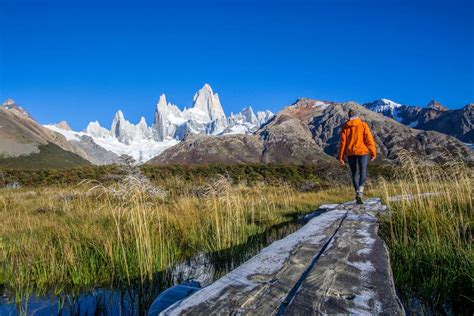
162, 209, 347, 315
284, 203, 404, 315
162, 199, 404, 315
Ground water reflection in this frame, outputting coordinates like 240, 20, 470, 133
1, 216, 304, 315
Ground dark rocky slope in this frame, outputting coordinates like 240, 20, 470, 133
419, 104, 473, 143
364, 99, 473, 143
150, 111, 332, 166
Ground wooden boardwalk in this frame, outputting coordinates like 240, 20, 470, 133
162, 198, 404, 315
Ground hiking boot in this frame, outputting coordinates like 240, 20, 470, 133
356, 195, 364, 205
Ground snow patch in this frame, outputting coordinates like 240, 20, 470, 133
224, 124, 251, 135
408, 120, 419, 128
44, 124, 178, 163
44, 124, 84, 141
313, 101, 330, 110
91, 136, 178, 163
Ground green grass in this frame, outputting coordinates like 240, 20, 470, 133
0, 161, 392, 188
377, 154, 473, 313
0, 143, 90, 170
0, 175, 353, 302
0, 163, 337, 187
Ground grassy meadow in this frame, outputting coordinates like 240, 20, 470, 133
0, 164, 354, 302
0, 160, 472, 313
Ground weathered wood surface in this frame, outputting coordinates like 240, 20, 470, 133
162, 198, 404, 315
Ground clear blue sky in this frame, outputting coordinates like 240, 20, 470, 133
1, 0, 473, 131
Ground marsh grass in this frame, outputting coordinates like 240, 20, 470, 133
0, 174, 352, 302
378, 152, 473, 311
4, 157, 470, 312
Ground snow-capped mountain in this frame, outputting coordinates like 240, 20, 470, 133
151, 97, 473, 166
363, 98, 420, 125
224, 107, 274, 134
5, 91, 471, 168
363, 99, 473, 143
86, 121, 111, 138
152, 84, 271, 141
363, 98, 451, 124
363, 99, 403, 120
111, 111, 155, 144
44, 84, 275, 163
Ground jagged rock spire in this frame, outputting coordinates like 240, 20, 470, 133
241, 106, 258, 125
153, 93, 183, 141
82, 84, 275, 147
192, 84, 226, 121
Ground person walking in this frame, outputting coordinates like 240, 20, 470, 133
338, 109, 376, 204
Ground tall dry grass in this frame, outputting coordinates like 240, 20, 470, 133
378, 152, 473, 310
0, 175, 352, 301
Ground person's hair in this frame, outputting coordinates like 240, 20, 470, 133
348, 108, 358, 118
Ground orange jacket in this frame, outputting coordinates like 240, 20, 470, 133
338, 118, 376, 161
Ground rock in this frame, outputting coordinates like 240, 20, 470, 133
363, 99, 473, 143
53, 121, 72, 131
148, 281, 201, 316
5, 181, 21, 189
420, 103, 473, 142
71, 135, 121, 165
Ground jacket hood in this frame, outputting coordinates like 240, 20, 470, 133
345, 117, 362, 127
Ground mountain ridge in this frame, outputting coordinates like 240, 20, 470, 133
43, 84, 275, 163
0, 99, 91, 168
363, 98, 473, 142
2, 87, 472, 167
150, 98, 472, 166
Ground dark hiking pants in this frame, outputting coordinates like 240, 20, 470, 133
347, 154, 368, 193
